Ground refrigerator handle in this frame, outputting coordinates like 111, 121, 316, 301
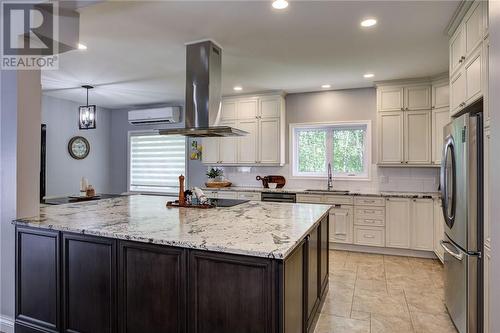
440, 240, 464, 261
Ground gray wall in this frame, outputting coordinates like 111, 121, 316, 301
41, 95, 113, 196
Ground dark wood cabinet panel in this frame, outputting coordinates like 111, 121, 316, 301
283, 243, 304, 333
188, 251, 275, 333
306, 226, 320, 326
319, 217, 329, 294
15, 227, 60, 333
15, 321, 56, 333
62, 233, 116, 333
118, 241, 186, 333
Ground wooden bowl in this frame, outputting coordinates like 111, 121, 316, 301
205, 181, 232, 188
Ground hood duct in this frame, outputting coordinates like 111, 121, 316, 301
159, 40, 247, 137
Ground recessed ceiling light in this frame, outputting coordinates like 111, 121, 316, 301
363, 73, 375, 78
272, 0, 288, 10
321, 84, 331, 89
360, 18, 377, 27
77, 43, 87, 50
233, 86, 243, 91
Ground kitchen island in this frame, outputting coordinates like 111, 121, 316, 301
13, 195, 331, 333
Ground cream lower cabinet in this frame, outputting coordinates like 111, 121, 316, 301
411, 199, 434, 251
329, 205, 354, 244
433, 198, 445, 262
484, 245, 491, 333
385, 198, 411, 248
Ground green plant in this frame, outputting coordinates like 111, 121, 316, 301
206, 167, 223, 179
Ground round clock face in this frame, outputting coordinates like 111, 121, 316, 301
68, 136, 90, 159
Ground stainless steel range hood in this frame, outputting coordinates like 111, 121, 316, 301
159, 40, 247, 137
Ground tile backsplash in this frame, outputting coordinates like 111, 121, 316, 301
210, 164, 439, 193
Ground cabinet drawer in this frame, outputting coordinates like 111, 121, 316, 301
217, 191, 238, 199
237, 192, 261, 201
204, 191, 218, 199
354, 196, 385, 207
296, 194, 323, 203
354, 217, 385, 227
354, 226, 385, 247
354, 206, 385, 219
322, 195, 353, 205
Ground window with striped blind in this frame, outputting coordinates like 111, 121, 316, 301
128, 132, 186, 194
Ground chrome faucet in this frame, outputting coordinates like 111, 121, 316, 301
327, 163, 333, 191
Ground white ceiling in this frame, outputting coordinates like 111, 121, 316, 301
42, 0, 459, 109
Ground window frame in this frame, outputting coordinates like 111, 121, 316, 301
289, 120, 372, 180
127, 130, 189, 195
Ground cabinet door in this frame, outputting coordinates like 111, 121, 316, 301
450, 70, 466, 116
319, 217, 329, 293
16, 228, 60, 333
483, 37, 490, 126
404, 110, 432, 164
410, 199, 434, 251
465, 1, 484, 56
62, 233, 116, 333
405, 85, 431, 110
237, 119, 258, 163
465, 46, 482, 105
432, 108, 450, 165
236, 98, 258, 119
259, 96, 281, 119
219, 121, 238, 164
118, 242, 186, 333
433, 199, 445, 262
306, 226, 320, 329
432, 81, 450, 109
329, 206, 353, 244
220, 100, 237, 122
484, 128, 491, 248
201, 138, 219, 164
259, 118, 280, 164
378, 112, 404, 164
450, 26, 465, 76
484, 246, 491, 333
377, 87, 404, 112
283, 243, 304, 333
385, 198, 411, 249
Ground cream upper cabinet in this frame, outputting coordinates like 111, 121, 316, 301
450, 70, 466, 116
465, 45, 482, 105
237, 98, 259, 119
483, 36, 490, 126
410, 199, 434, 251
221, 100, 237, 121
484, 127, 491, 248
378, 112, 404, 164
385, 198, 411, 249
434, 199, 445, 262
450, 26, 466, 76
219, 121, 238, 164
329, 206, 354, 244
404, 110, 432, 165
432, 80, 450, 109
259, 97, 281, 119
378, 87, 404, 112
432, 108, 450, 165
405, 85, 431, 110
259, 118, 280, 164
202, 138, 219, 164
465, 1, 484, 56
237, 119, 258, 163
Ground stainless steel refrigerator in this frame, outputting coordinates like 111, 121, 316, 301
440, 100, 483, 333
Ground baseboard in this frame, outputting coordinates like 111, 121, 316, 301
331, 242, 438, 259
0, 315, 14, 333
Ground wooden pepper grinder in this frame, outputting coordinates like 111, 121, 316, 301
178, 174, 185, 205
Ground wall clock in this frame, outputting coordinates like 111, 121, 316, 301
68, 136, 90, 160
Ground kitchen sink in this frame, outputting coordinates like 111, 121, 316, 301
305, 189, 350, 195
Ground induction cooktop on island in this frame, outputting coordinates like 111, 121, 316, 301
208, 198, 249, 207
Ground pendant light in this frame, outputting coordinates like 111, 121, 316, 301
78, 85, 96, 130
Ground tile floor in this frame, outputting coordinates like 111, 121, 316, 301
313, 250, 458, 333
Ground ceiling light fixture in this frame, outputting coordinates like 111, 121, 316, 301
360, 18, 377, 27
321, 84, 331, 89
79, 85, 96, 130
77, 43, 87, 50
363, 73, 375, 78
272, 0, 288, 10
233, 86, 243, 91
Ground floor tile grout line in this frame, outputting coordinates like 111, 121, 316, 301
403, 285, 418, 332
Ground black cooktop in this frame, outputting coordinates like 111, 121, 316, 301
207, 198, 249, 207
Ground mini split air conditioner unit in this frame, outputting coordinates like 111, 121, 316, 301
128, 107, 181, 125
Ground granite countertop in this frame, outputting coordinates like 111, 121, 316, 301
13, 195, 331, 259
202, 187, 440, 198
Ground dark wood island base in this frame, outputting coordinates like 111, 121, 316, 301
15, 216, 328, 333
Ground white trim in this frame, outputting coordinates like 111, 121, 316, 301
331, 243, 438, 260
289, 120, 372, 180
0, 315, 14, 333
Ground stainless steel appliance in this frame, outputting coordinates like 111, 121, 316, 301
261, 192, 296, 203
440, 100, 483, 333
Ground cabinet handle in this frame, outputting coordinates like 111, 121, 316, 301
363, 234, 375, 239
401, 107, 404, 111
406, 107, 409, 111
461, 56, 466, 60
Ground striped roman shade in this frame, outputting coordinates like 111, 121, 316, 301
129, 133, 186, 194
